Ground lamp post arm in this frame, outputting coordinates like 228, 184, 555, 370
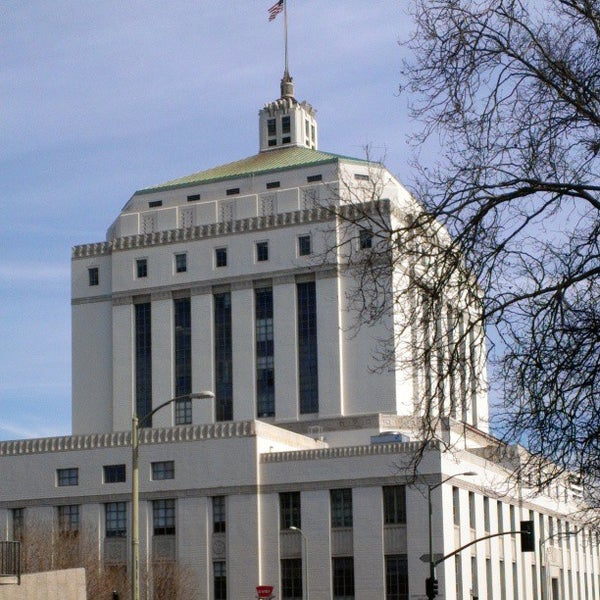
434, 530, 521, 567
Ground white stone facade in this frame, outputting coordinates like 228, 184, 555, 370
1, 78, 596, 599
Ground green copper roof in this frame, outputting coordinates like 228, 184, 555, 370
135, 146, 370, 195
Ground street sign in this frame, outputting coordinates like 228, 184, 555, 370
256, 585, 274, 599
419, 553, 444, 563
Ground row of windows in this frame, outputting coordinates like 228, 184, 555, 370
134, 281, 319, 425
56, 461, 174, 487
279, 486, 407, 530
87, 236, 314, 286
280, 555, 408, 600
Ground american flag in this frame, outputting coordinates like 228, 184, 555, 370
268, 0, 284, 21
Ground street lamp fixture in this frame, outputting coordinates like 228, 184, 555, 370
289, 526, 309, 600
427, 471, 477, 599
131, 391, 214, 600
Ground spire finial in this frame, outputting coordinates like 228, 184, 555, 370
280, 70, 295, 99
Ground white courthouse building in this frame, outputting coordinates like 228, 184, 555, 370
1, 73, 599, 600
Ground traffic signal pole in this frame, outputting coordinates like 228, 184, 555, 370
425, 522, 535, 598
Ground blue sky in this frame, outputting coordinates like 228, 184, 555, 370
1, 1, 417, 440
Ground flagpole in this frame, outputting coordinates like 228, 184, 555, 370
284, 0, 289, 75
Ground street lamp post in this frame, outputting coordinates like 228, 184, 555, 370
427, 471, 477, 600
289, 526, 309, 600
131, 391, 214, 600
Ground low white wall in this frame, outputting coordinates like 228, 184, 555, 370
0, 568, 86, 600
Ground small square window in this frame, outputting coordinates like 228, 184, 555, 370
307, 174, 322, 183
215, 247, 228, 268
355, 173, 370, 182
88, 267, 99, 286
187, 194, 200, 202
175, 253, 187, 273
298, 235, 311, 256
148, 200, 163, 208
103, 464, 126, 483
152, 460, 175, 480
266, 181, 281, 189
57, 468, 79, 487
256, 241, 269, 262
282, 137, 291, 144
136, 258, 148, 278
359, 230, 373, 250
226, 187, 240, 196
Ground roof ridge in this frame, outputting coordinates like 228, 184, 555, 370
135, 146, 371, 195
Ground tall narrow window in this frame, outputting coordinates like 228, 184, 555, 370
256, 241, 269, 262
58, 505, 80, 537
297, 281, 318, 413
385, 555, 409, 600
135, 302, 152, 426
279, 492, 301, 530
175, 253, 187, 273
136, 258, 148, 278
332, 557, 354, 600
105, 502, 127, 537
12, 509, 24, 542
383, 485, 406, 525
214, 292, 233, 421
256, 287, 274, 417
214, 561, 227, 600
331, 489, 353, 528
88, 267, 99, 286
153, 499, 176, 535
213, 496, 226, 533
453, 487, 460, 526
174, 297, 192, 424
359, 229, 373, 249
468, 492, 476, 530
281, 558, 303, 600
483, 496, 490, 532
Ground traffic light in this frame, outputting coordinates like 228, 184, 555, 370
520, 520, 535, 552
426, 577, 439, 599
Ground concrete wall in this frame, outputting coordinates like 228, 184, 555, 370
0, 568, 86, 600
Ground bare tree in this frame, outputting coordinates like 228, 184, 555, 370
16, 514, 196, 599
326, 0, 600, 500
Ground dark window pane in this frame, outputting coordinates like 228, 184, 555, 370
88, 267, 99, 286
331, 489, 353, 528
386, 555, 409, 600
256, 287, 274, 417
57, 468, 78, 486
256, 241, 269, 262
103, 464, 126, 483
279, 492, 301, 529
215, 247, 228, 268
105, 502, 127, 537
153, 499, 176, 536
174, 297, 192, 424
332, 557, 354, 599
297, 281, 318, 413
214, 293, 233, 421
281, 558, 303, 600
135, 303, 152, 426
152, 461, 175, 480
383, 486, 406, 525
